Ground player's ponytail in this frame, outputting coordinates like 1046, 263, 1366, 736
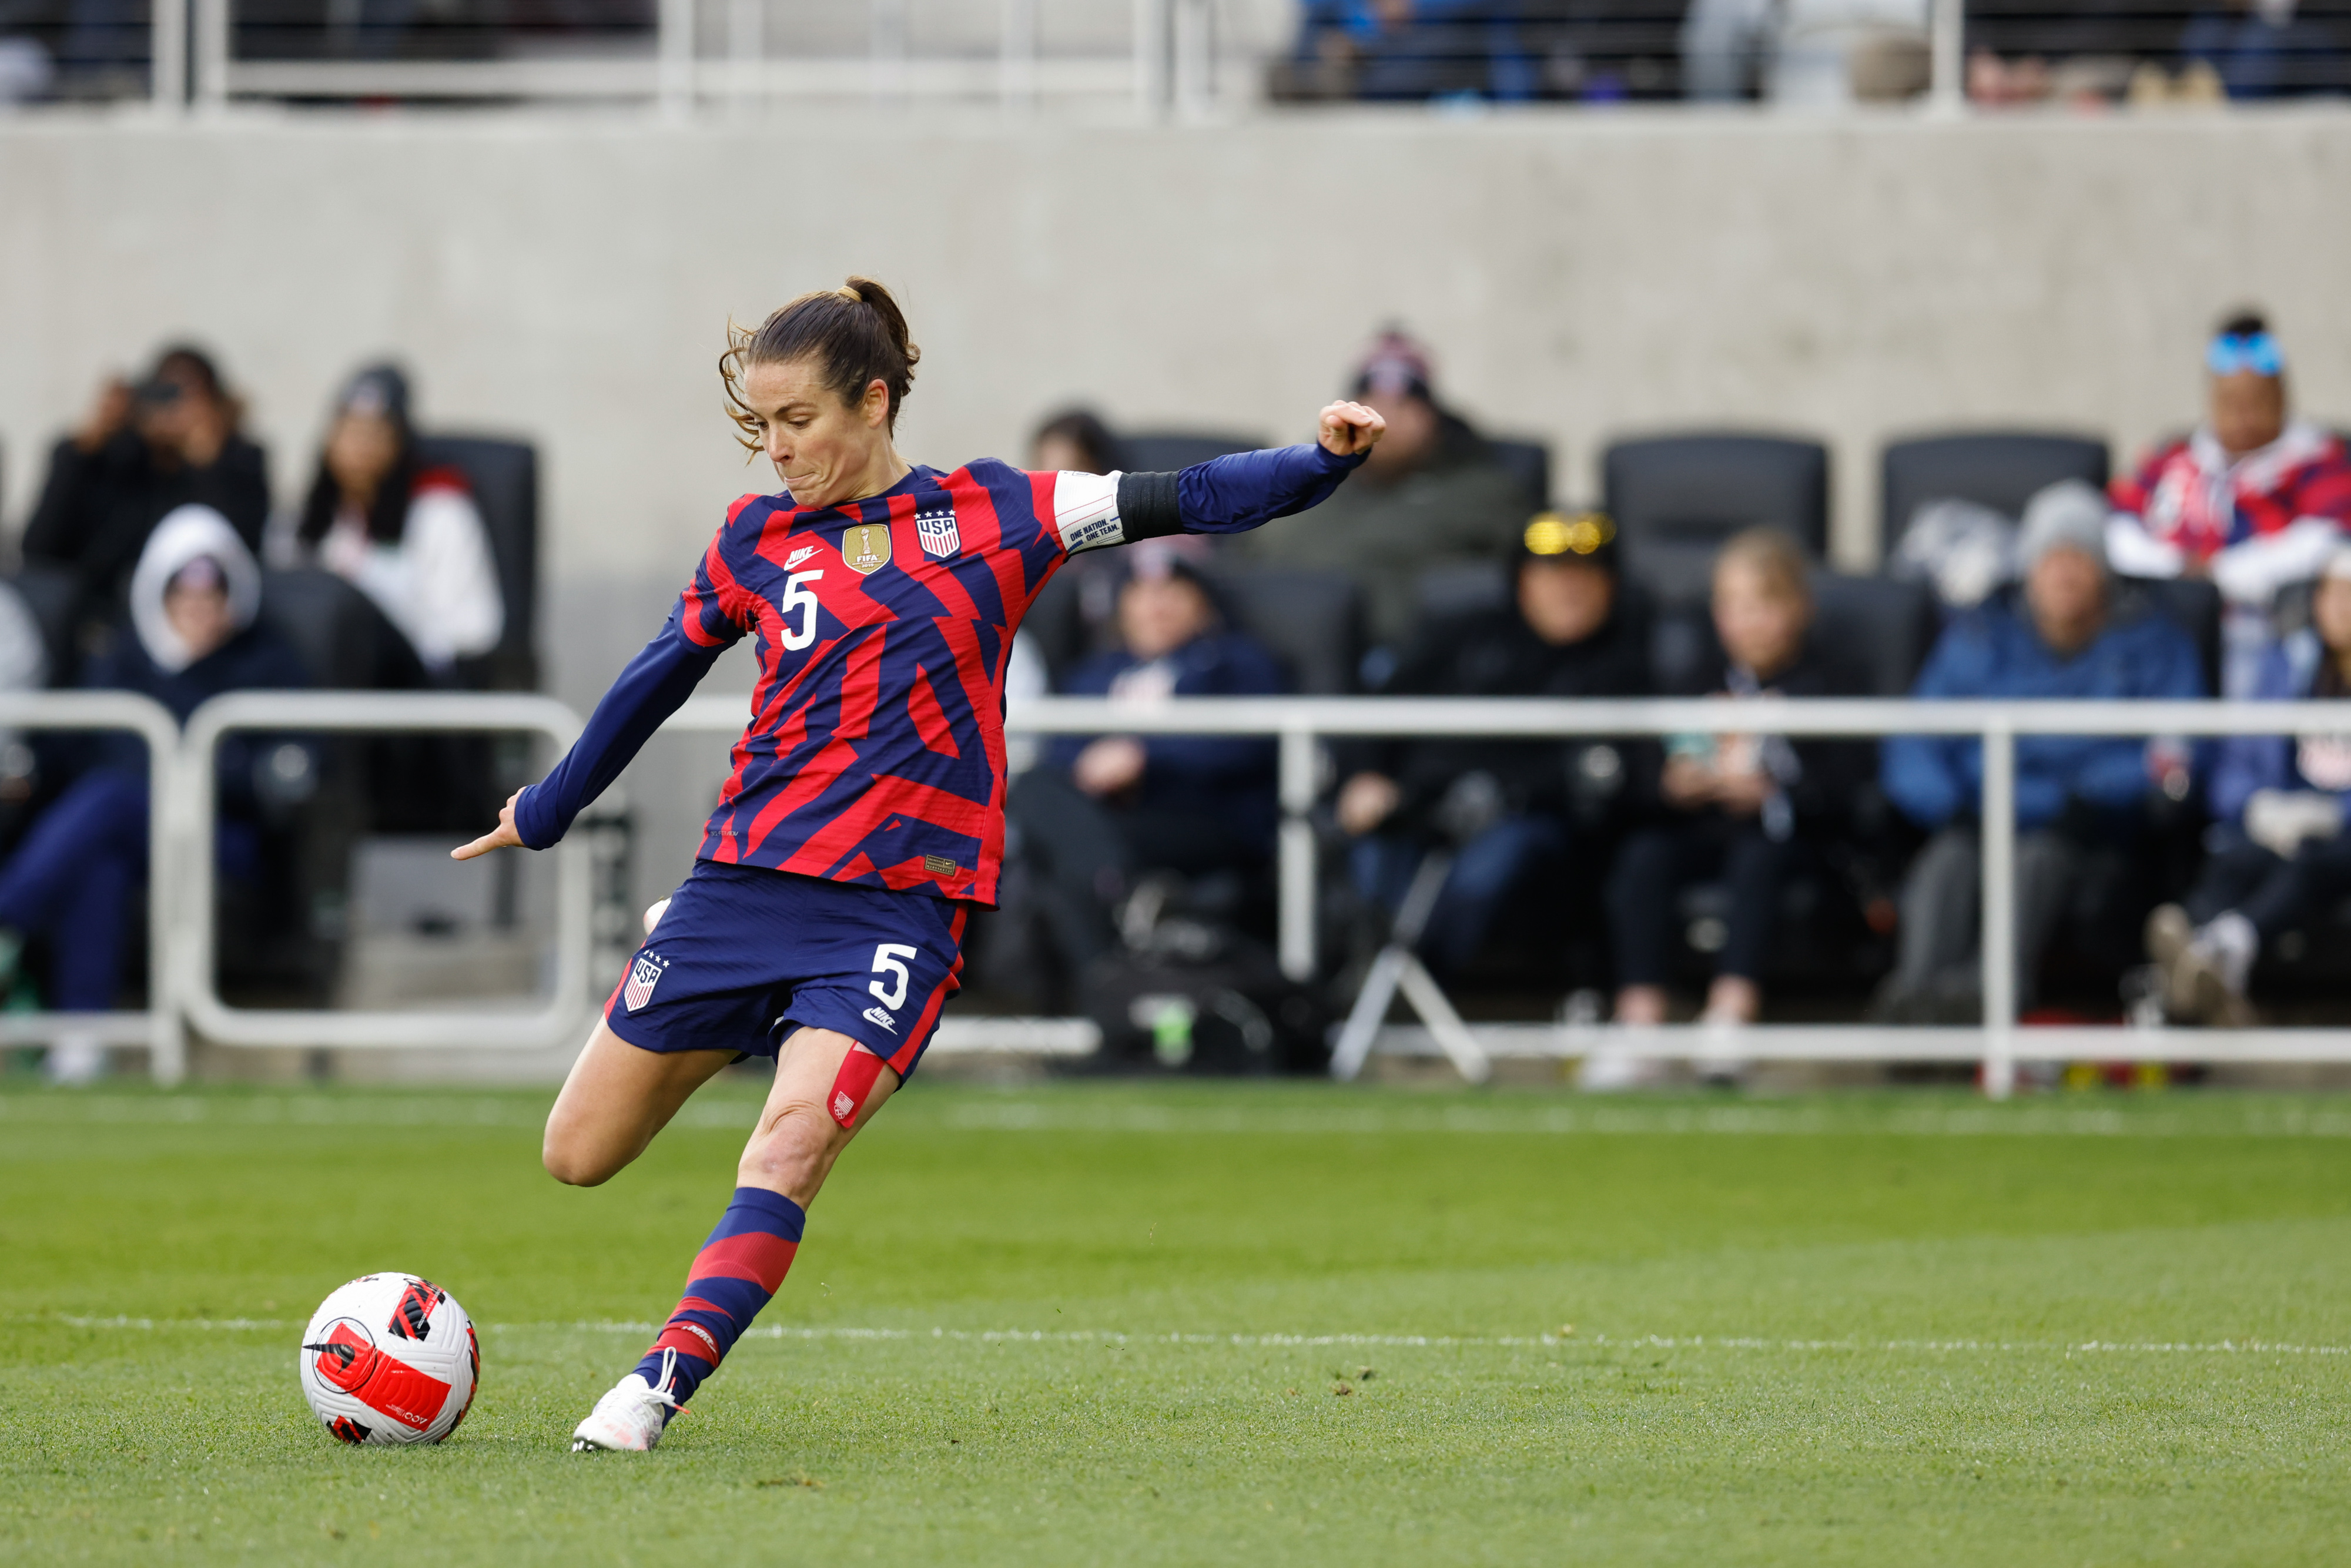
722, 276, 922, 449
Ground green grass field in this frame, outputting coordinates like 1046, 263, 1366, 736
4, 1081, 2349, 1566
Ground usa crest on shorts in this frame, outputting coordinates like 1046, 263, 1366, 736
915, 505, 960, 560
622, 952, 669, 1012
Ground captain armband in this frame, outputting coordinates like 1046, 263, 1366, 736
1050, 469, 1183, 555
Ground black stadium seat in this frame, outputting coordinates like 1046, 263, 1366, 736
1603, 432, 1830, 607
1880, 430, 2110, 558
1485, 437, 1551, 511
1214, 568, 1364, 695
416, 434, 539, 691
8, 563, 80, 689
1811, 572, 1938, 697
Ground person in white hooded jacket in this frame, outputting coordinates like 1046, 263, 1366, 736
282, 363, 504, 674
0, 506, 309, 1082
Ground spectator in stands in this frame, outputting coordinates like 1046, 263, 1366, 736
283, 364, 504, 674
2181, 1, 2350, 98
1339, 511, 1649, 981
2107, 310, 2351, 698
1684, 0, 1929, 104
1609, 528, 1870, 1029
2148, 544, 2351, 1026
1876, 484, 2206, 1021
1030, 407, 1125, 477
25, 345, 269, 648
0, 507, 309, 1083
1281, 1, 1534, 102
1239, 330, 1538, 661
1006, 545, 1287, 979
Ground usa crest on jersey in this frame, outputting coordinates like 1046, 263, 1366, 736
915, 505, 960, 560
623, 952, 669, 1011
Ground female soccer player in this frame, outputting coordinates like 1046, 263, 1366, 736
453, 278, 1383, 1452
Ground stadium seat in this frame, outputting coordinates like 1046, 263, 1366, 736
1812, 571, 1939, 697
1121, 431, 1267, 472
1603, 432, 1830, 608
416, 434, 538, 691
1879, 430, 2110, 558
1214, 568, 1364, 695
1485, 437, 1551, 511
2114, 574, 2224, 698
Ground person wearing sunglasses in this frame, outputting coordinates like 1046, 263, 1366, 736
2108, 309, 2351, 697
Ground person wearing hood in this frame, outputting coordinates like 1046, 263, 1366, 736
2149, 544, 2351, 1026
2107, 311, 2351, 698
1339, 510, 1652, 983
1235, 330, 1541, 656
24, 344, 270, 649
1006, 544, 1288, 980
283, 363, 504, 674
0, 507, 310, 1083
1876, 483, 2206, 1020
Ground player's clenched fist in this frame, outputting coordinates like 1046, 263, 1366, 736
1318, 400, 1385, 457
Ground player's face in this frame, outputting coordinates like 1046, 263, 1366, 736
741, 358, 893, 507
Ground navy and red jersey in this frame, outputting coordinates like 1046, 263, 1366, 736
513, 443, 1362, 905
2111, 420, 2351, 559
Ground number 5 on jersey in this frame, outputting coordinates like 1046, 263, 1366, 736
781, 570, 823, 651
868, 943, 917, 1010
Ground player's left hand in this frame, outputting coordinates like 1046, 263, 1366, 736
451, 790, 525, 860
1318, 400, 1385, 457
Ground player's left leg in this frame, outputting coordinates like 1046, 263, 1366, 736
571, 1027, 896, 1452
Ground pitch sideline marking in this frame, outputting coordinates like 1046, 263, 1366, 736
46, 1315, 2350, 1358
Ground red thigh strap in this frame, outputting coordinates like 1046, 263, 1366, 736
826, 1046, 886, 1130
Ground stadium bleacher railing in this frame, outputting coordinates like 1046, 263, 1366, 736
133, 0, 1980, 114
0, 692, 183, 1081
46, 686, 2351, 1094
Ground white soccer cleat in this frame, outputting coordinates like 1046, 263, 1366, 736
570, 1350, 682, 1452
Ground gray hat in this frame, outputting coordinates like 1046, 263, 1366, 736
2016, 479, 2109, 573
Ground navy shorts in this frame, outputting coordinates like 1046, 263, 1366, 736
603, 860, 968, 1081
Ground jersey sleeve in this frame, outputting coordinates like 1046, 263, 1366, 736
1042, 443, 1368, 556
510, 527, 748, 850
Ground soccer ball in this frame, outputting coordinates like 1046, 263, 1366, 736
298, 1273, 479, 1446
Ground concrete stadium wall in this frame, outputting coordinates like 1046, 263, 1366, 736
6, 105, 2351, 896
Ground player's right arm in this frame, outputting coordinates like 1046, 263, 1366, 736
453, 528, 748, 860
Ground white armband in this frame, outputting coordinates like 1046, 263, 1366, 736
1053, 470, 1126, 555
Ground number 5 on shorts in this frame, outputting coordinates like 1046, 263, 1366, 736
868, 943, 917, 1010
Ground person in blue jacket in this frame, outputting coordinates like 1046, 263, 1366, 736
2149, 545, 2351, 1024
1007, 545, 1287, 979
1877, 485, 2207, 1019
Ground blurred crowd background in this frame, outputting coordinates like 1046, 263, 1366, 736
9, 0, 2351, 108
2, 301, 2350, 1084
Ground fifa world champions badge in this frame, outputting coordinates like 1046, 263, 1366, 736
840, 522, 892, 575
622, 952, 669, 1012
915, 505, 960, 559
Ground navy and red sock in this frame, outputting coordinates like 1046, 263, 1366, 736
634, 1186, 805, 1408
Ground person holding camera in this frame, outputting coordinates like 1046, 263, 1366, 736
24, 344, 269, 652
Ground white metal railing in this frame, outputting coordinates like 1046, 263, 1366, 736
16, 686, 2351, 1093
150, 0, 1971, 113
178, 691, 588, 1051
999, 695, 2351, 1097
0, 692, 185, 1082
169, 0, 1205, 113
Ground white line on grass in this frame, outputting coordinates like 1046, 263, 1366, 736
11, 1094, 2351, 1139
48, 1315, 2349, 1358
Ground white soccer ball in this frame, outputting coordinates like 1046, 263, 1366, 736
298, 1272, 480, 1446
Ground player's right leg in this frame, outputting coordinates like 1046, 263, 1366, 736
541, 1018, 735, 1188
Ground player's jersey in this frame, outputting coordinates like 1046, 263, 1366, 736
675, 460, 1073, 902
512, 442, 1362, 906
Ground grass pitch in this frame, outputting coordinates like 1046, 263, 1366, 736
4, 1081, 2349, 1566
